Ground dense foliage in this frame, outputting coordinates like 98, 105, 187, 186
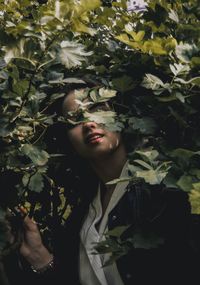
0, 0, 200, 275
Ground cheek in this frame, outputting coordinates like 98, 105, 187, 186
105, 132, 123, 152
107, 132, 122, 146
67, 127, 83, 149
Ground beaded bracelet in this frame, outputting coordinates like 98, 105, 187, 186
30, 258, 54, 274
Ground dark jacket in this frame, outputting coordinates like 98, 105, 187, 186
3, 182, 200, 285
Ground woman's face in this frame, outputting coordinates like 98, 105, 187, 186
62, 90, 124, 160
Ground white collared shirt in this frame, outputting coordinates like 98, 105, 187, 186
79, 162, 129, 285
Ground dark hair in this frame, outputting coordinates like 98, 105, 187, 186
44, 81, 100, 208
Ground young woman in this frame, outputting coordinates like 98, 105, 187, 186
4, 87, 198, 285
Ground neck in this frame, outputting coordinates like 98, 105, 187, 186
89, 145, 127, 184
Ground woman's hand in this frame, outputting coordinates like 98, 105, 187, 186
19, 216, 53, 270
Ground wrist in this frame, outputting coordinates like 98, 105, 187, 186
30, 256, 54, 274
26, 246, 53, 270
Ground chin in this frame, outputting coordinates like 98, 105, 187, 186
89, 147, 117, 160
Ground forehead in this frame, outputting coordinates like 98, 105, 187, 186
62, 90, 80, 116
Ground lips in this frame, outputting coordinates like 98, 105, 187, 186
85, 132, 104, 144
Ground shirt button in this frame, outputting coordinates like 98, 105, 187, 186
112, 215, 117, 221
126, 273, 132, 279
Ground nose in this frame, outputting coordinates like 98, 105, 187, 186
82, 120, 97, 130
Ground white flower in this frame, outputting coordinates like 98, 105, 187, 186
59, 40, 93, 69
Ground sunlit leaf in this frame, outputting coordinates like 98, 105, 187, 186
168, 9, 179, 23
135, 169, 168, 185
176, 175, 194, 192
175, 43, 198, 63
59, 41, 93, 68
84, 110, 116, 125
142, 73, 164, 90
189, 190, 200, 214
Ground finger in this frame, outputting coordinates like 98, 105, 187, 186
6, 226, 15, 244
6, 208, 14, 219
7, 206, 27, 220
23, 216, 39, 232
18, 205, 28, 217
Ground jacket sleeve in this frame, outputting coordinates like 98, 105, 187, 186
3, 252, 61, 285
3, 219, 82, 285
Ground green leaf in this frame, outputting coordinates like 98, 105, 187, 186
135, 169, 168, 185
98, 88, 117, 101
125, 29, 145, 42
115, 34, 142, 50
52, 78, 85, 84
192, 183, 200, 191
135, 149, 159, 161
89, 90, 97, 102
168, 9, 179, 23
174, 76, 200, 86
191, 57, 200, 66
13, 58, 36, 70
129, 116, 157, 135
59, 41, 93, 69
50, 92, 65, 102
175, 43, 198, 63
106, 225, 130, 238
12, 79, 29, 97
176, 175, 194, 192
133, 159, 153, 170
23, 172, 44, 192
169, 149, 196, 168
142, 37, 177, 55
142, 73, 164, 90
106, 176, 130, 185
190, 169, 200, 179
189, 190, 200, 214
169, 63, 190, 76
21, 144, 49, 166
0, 121, 15, 137
84, 110, 116, 125
174, 92, 185, 103
112, 75, 136, 93
75, 0, 101, 14
72, 19, 96, 35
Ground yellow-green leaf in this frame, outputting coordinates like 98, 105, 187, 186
189, 190, 200, 214
75, 0, 101, 15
